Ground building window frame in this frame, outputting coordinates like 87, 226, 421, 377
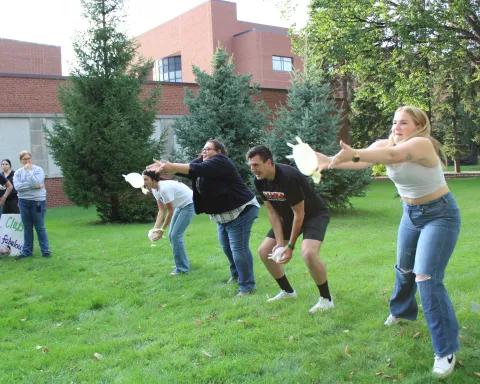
153, 55, 182, 82
272, 56, 293, 72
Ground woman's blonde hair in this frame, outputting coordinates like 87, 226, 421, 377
388, 106, 446, 165
19, 150, 32, 160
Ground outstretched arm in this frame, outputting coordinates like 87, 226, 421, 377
316, 140, 389, 171
147, 159, 190, 175
330, 137, 436, 169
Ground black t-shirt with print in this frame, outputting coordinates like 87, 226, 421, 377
254, 163, 326, 223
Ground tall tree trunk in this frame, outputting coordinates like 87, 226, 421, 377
451, 87, 461, 173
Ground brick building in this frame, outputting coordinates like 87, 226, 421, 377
135, 0, 302, 89
0, 38, 61, 76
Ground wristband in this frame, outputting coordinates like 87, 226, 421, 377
287, 243, 295, 250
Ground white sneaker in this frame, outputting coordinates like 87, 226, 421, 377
309, 297, 334, 313
384, 314, 401, 326
432, 354, 456, 379
266, 290, 297, 303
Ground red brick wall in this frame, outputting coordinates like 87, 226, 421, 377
45, 178, 72, 208
0, 39, 62, 76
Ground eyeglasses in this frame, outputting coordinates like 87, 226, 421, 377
201, 148, 214, 153
21, 157, 32, 161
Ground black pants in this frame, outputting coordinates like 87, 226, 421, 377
3, 198, 19, 214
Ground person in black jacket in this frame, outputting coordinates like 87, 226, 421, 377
1, 159, 19, 214
147, 140, 259, 296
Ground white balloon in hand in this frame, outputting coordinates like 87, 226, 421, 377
148, 229, 162, 246
268, 246, 286, 263
286, 137, 322, 183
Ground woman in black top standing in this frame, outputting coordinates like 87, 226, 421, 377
147, 139, 259, 296
1, 159, 19, 214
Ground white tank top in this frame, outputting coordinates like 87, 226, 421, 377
386, 160, 446, 198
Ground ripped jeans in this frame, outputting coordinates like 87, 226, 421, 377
390, 192, 461, 357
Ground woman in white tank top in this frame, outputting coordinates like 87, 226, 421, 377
142, 170, 195, 276
316, 106, 461, 379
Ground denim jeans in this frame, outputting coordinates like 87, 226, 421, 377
217, 205, 258, 292
168, 203, 195, 274
19, 199, 50, 256
390, 192, 461, 357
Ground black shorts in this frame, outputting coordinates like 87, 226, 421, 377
266, 209, 330, 242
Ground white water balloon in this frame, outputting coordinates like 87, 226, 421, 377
286, 136, 322, 183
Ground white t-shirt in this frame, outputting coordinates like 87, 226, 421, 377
152, 180, 193, 209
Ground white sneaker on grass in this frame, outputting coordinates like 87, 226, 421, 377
309, 297, 334, 313
384, 314, 401, 326
432, 354, 456, 379
266, 290, 297, 303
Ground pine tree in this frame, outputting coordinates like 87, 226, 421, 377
266, 70, 372, 209
45, 0, 163, 222
172, 46, 270, 183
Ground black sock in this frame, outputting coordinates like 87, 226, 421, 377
317, 281, 331, 301
276, 275, 294, 293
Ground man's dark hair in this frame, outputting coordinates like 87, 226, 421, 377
246, 145, 274, 163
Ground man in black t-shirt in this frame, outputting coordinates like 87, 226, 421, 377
247, 145, 334, 313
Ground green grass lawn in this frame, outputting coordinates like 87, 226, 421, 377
444, 164, 480, 172
0, 179, 478, 383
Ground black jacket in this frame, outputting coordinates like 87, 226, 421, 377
187, 154, 254, 215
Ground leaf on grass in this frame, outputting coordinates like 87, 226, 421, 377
344, 345, 351, 356
202, 351, 212, 358
42, 348, 50, 353
194, 319, 202, 326
348, 372, 354, 377
157, 304, 166, 310
289, 336, 294, 342
35, 346, 43, 350
412, 332, 421, 339
473, 372, 480, 377
375, 372, 384, 376
398, 373, 404, 379
20, 318, 26, 322
457, 360, 464, 366
459, 335, 468, 342
93, 352, 103, 360
205, 312, 220, 321
383, 375, 394, 379
269, 316, 277, 321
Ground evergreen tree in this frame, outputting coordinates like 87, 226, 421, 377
172, 46, 270, 183
266, 70, 371, 209
45, 0, 162, 222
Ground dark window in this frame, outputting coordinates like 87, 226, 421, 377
153, 55, 182, 82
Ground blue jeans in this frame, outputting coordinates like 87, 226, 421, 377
19, 199, 50, 256
390, 192, 461, 357
217, 205, 258, 292
168, 203, 195, 274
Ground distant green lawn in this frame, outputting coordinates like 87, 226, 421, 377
444, 164, 480, 172
0, 179, 478, 383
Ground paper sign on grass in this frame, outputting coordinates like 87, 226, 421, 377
0, 214, 24, 256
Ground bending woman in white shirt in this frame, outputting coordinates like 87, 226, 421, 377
316, 106, 460, 380
143, 170, 195, 276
